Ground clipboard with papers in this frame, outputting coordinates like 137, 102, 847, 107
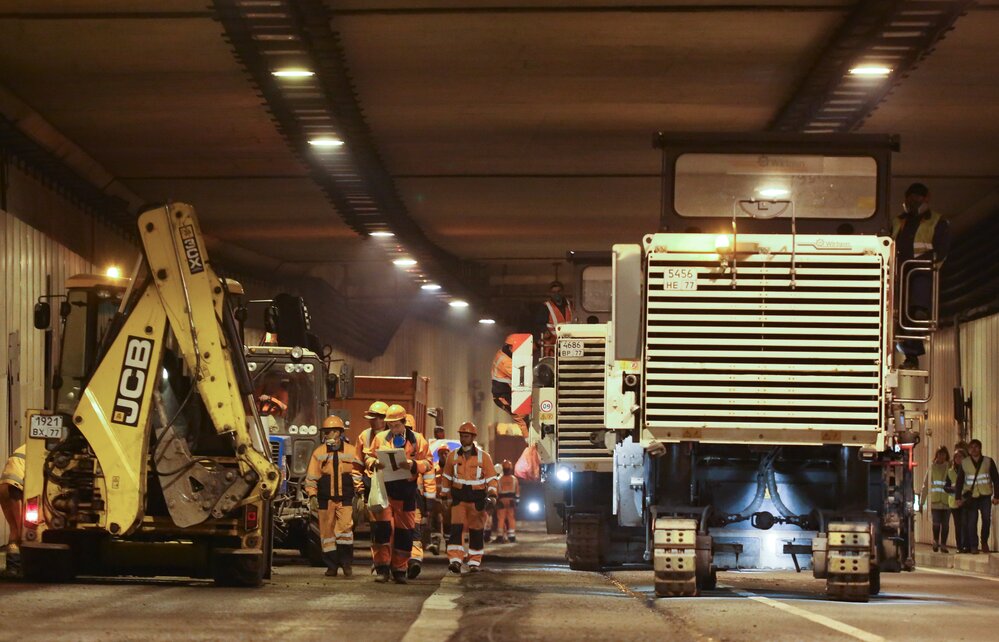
377, 448, 412, 482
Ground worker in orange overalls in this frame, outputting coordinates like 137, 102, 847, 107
440, 422, 498, 573
494, 459, 520, 543
536, 279, 574, 357
304, 416, 363, 577
406, 413, 437, 579
0, 445, 25, 575
365, 404, 431, 584
428, 442, 452, 555
491, 335, 528, 437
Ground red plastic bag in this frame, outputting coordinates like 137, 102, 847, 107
514, 443, 541, 481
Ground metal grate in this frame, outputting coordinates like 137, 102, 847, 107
269, 438, 283, 465
644, 250, 887, 444
556, 335, 609, 460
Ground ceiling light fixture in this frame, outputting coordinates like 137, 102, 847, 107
421, 283, 442, 291
449, 300, 469, 309
272, 68, 315, 78
848, 65, 891, 77
308, 137, 344, 148
478, 318, 496, 325
757, 187, 790, 198
393, 258, 417, 267
370, 231, 395, 238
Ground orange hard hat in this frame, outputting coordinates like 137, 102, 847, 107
405, 413, 416, 429
458, 421, 478, 436
501, 459, 512, 469
321, 415, 345, 431
365, 401, 388, 419
385, 404, 407, 423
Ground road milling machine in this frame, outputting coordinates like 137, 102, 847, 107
21, 203, 280, 586
539, 133, 937, 601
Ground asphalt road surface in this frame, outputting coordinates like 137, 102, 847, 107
3, 524, 998, 641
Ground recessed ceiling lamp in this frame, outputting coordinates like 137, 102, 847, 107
848, 65, 891, 77
757, 187, 790, 198
421, 283, 442, 291
370, 231, 395, 238
393, 258, 418, 267
478, 318, 496, 325
449, 300, 469, 308
308, 137, 344, 147
272, 68, 315, 78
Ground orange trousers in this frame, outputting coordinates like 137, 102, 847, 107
371, 497, 416, 572
496, 499, 516, 537
448, 501, 487, 567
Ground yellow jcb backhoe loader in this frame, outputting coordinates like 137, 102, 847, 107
20, 203, 279, 586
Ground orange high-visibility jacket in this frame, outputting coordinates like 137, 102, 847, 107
418, 462, 438, 499
491, 349, 512, 385
498, 473, 520, 500
440, 447, 499, 499
304, 443, 364, 501
354, 426, 381, 477
541, 299, 573, 352
365, 429, 432, 481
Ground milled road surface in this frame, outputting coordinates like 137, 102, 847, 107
3, 524, 999, 641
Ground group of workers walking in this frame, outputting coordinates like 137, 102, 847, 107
922, 439, 999, 554
304, 400, 519, 583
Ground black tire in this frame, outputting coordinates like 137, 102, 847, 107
21, 545, 75, 583
301, 515, 325, 567
213, 552, 266, 587
698, 566, 717, 591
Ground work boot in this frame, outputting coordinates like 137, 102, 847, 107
484, 531, 492, 543
983, 544, 992, 554
340, 565, 353, 578
373, 565, 391, 583
508, 535, 516, 543
941, 547, 950, 553
407, 559, 422, 580
932, 544, 939, 552
428, 542, 439, 556
392, 570, 408, 584
494, 536, 507, 544
467, 565, 481, 573
449, 560, 462, 574
325, 567, 338, 577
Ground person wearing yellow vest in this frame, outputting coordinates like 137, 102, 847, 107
406, 413, 437, 579
535, 280, 574, 358
440, 422, 498, 573
491, 336, 529, 437
495, 459, 520, 543
891, 182, 950, 369
305, 416, 363, 577
954, 439, 999, 554
948, 448, 969, 553
0, 445, 26, 574
365, 404, 432, 584
920, 446, 952, 553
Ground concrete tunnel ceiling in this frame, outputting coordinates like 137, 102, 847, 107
0, 1, 997, 352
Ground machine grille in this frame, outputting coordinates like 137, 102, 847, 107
270, 438, 283, 464
556, 335, 610, 460
644, 251, 886, 443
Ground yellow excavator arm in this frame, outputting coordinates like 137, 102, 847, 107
72, 203, 278, 535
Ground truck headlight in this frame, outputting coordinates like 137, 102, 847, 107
556, 467, 571, 483
528, 501, 541, 514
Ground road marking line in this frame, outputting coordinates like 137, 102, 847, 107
918, 566, 999, 583
722, 586, 885, 642
401, 574, 462, 642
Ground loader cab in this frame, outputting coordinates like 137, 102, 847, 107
33, 273, 129, 415
246, 346, 326, 478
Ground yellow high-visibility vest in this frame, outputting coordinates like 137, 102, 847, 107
892, 210, 943, 259
962, 455, 994, 498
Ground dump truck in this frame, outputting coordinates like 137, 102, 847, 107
20, 203, 279, 586
545, 133, 936, 602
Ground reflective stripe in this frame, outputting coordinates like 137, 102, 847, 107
443, 473, 454, 481
451, 478, 489, 486
467, 549, 484, 556
336, 536, 354, 544
447, 545, 465, 552
424, 492, 437, 499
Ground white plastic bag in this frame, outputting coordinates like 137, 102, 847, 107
368, 469, 390, 513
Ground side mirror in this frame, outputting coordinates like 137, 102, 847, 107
33, 302, 51, 330
234, 306, 248, 324
59, 301, 72, 318
264, 305, 279, 334
339, 363, 355, 399
326, 373, 339, 400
